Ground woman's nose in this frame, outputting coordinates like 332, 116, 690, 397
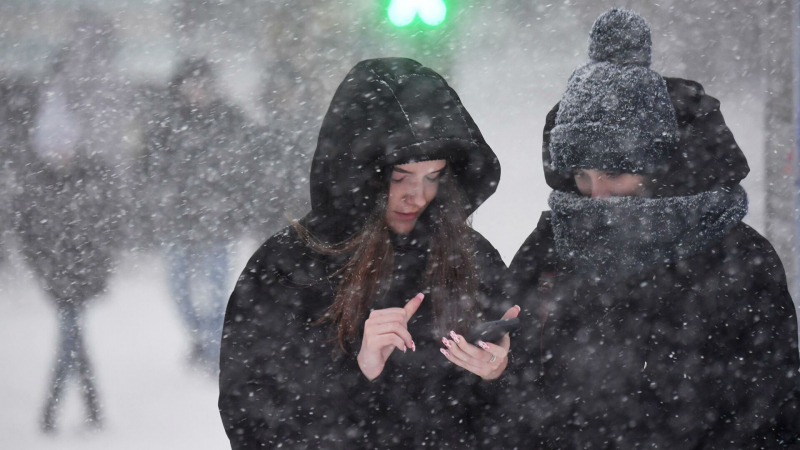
405, 184, 426, 207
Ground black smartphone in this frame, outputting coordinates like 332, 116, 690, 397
465, 317, 520, 344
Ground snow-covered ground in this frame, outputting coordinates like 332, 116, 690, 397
0, 246, 249, 450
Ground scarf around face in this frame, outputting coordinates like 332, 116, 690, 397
548, 185, 748, 283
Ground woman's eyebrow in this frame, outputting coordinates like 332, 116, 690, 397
392, 167, 446, 175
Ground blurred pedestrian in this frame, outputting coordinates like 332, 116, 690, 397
246, 59, 328, 237
15, 52, 121, 431
147, 57, 248, 374
505, 9, 800, 448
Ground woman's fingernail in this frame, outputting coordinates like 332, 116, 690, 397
515, 305, 521, 312
403, 345, 407, 353
411, 341, 416, 352
477, 341, 491, 351
441, 337, 452, 349
440, 348, 450, 357
417, 293, 425, 300
449, 331, 461, 343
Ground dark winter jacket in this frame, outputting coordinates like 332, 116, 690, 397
148, 60, 250, 244
503, 78, 800, 448
218, 58, 508, 449
14, 152, 119, 309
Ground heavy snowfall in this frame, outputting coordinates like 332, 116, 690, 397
0, 0, 797, 449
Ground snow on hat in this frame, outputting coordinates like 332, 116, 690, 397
549, 8, 678, 174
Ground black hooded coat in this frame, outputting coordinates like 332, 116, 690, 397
503, 78, 800, 448
218, 58, 509, 449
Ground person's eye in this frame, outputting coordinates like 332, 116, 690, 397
424, 174, 441, 182
391, 176, 406, 183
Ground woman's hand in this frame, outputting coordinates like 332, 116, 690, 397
357, 293, 424, 381
440, 305, 520, 380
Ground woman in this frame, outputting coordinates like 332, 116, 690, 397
219, 58, 517, 449
505, 9, 799, 449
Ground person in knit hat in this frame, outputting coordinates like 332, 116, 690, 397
500, 8, 800, 449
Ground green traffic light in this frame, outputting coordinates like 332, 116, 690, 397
387, 0, 447, 27
388, 0, 416, 27
419, 0, 446, 26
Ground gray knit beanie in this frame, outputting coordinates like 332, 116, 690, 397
549, 8, 678, 174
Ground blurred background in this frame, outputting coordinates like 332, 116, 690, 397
0, 0, 796, 448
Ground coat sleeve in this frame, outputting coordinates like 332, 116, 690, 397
643, 224, 800, 447
717, 226, 800, 445
506, 211, 556, 382
466, 230, 517, 444
218, 237, 380, 449
471, 229, 513, 319
495, 212, 557, 448
218, 246, 291, 449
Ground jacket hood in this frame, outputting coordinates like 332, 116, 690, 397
542, 77, 749, 197
306, 58, 500, 238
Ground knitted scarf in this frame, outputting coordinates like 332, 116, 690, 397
549, 185, 748, 282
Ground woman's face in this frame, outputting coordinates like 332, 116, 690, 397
574, 169, 647, 198
386, 159, 447, 235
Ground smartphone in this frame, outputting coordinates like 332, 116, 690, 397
465, 317, 520, 344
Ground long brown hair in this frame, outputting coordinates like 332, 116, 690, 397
292, 166, 480, 353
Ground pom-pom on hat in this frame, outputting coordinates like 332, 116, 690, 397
549, 8, 678, 174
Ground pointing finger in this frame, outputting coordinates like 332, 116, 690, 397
403, 293, 425, 321
501, 305, 521, 320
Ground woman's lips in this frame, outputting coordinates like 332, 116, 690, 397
394, 211, 419, 221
